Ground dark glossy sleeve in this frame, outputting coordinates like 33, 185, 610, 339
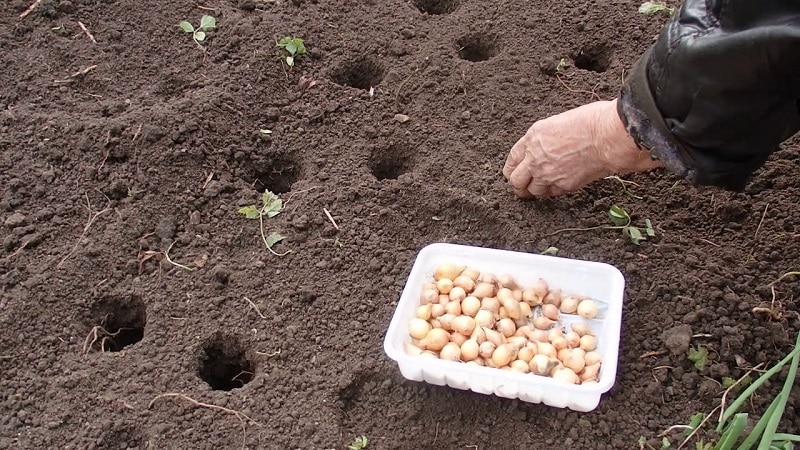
617, 0, 800, 190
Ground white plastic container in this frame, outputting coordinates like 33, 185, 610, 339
383, 242, 625, 412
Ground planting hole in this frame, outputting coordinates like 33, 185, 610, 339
86, 295, 146, 353
456, 33, 499, 62
573, 43, 613, 73
250, 154, 301, 194
197, 332, 254, 391
412, 0, 460, 14
98, 425, 145, 450
369, 144, 416, 181
330, 57, 384, 90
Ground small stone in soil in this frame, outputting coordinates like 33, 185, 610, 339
660, 324, 693, 355
4, 213, 27, 228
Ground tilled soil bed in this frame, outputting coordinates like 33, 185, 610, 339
1, 0, 799, 449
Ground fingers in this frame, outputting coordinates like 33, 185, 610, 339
508, 155, 534, 198
502, 134, 529, 180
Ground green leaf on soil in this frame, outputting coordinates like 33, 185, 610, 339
688, 345, 709, 370
541, 246, 559, 256
261, 190, 283, 218
238, 205, 260, 219
194, 31, 206, 42
623, 226, 646, 245
265, 232, 286, 249
200, 15, 216, 30
645, 219, 655, 236
638, 1, 674, 16
179, 21, 194, 33
609, 205, 630, 226
285, 55, 294, 67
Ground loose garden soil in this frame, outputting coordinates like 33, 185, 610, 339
1, 0, 799, 449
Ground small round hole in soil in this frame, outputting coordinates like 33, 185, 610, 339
197, 332, 255, 391
330, 57, 385, 90
87, 295, 147, 352
250, 154, 301, 194
369, 144, 416, 181
573, 43, 613, 73
412, 0, 460, 14
456, 33, 499, 62
98, 425, 144, 450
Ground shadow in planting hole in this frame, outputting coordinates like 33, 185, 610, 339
86, 295, 147, 352
330, 56, 385, 90
573, 43, 613, 73
249, 154, 301, 194
98, 425, 147, 450
456, 33, 499, 62
197, 332, 254, 391
412, 0, 460, 14
369, 144, 416, 181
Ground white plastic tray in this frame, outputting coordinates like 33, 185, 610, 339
383, 242, 625, 412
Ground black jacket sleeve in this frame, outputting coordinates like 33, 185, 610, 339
617, 0, 800, 190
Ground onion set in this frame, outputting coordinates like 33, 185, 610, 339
404, 264, 604, 385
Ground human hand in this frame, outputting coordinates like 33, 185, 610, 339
502, 99, 662, 198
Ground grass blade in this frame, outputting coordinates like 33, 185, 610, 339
737, 398, 780, 450
720, 343, 800, 430
771, 434, 800, 442
717, 413, 748, 450
759, 332, 800, 449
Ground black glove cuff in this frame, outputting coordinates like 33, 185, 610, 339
617, 47, 697, 184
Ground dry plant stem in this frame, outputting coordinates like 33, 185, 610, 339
718, 363, 765, 424
19, 0, 41, 18
54, 64, 98, 84
148, 393, 262, 450
243, 297, 267, 319
164, 241, 194, 271
770, 271, 800, 286
323, 207, 339, 230
77, 21, 97, 44
255, 349, 281, 357
754, 203, 769, 239
82, 325, 122, 354
58, 192, 111, 267
640, 350, 669, 359
676, 405, 721, 449
395, 68, 420, 103
556, 74, 601, 101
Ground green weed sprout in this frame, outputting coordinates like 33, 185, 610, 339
238, 190, 289, 256
179, 15, 216, 47
638, 1, 675, 16
348, 435, 368, 450
608, 205, 655, 245
276, 37, 306, 67
547, 205, 655, 246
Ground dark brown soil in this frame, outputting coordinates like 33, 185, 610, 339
1, 0, 799, 449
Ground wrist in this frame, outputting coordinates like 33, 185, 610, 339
594, 99, 663, 174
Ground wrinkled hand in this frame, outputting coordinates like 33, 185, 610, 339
502, 99, 662, 198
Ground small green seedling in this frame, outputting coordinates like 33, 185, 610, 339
50, 23, 67, 34
608, 205, 655, 245
556, 58, 568, 72
547, 205, 655, 245
638, 1, 675, 16
179, 15, 216, 47
541, 246, 559, 256
276, 37, 306, 67
238, 189, 290, 256
347, 435, 368, 450
687, 345, 709, 371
